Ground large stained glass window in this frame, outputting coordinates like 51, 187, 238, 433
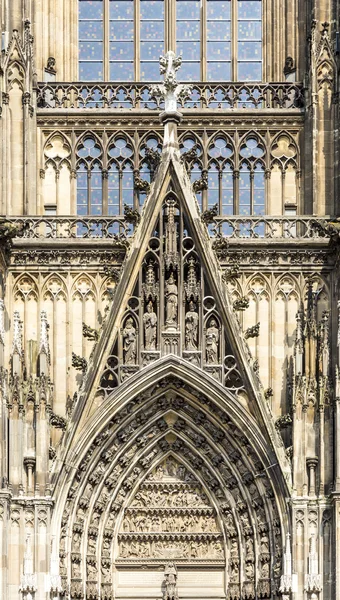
79, 0, 104, 81
79, 0, 262, 82
175, 0, 262, 81
79, 0, 164, 81
176, 0, 201, 81
237, 0, 262, 81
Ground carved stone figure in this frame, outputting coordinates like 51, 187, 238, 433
206, 319, 219, 363
185, 301, 199, 350
164, 562, 178, 600
165, 273, 178, 325
143, 301, 157, 349
123, 317, 137, 364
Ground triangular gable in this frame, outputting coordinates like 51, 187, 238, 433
61, 52, 290, 483
64, 146, 289, 481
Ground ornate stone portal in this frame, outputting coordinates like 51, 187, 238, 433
117, 457, 224, 564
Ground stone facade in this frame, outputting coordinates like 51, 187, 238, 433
0, 1, 340, 599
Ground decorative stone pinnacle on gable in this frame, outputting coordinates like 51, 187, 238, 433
151, 51, 192, 115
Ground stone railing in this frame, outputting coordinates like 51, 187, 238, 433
211, 216, 329, 240
36, 81, 305, 111
7, 216, 130, 241
5, 215, 329, 242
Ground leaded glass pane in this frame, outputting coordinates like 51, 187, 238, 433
238, 0, 262, 19
237, 62, 262, 81
207, 0, 231, 81
176, 0, 200, 80
179, 62, 201, 81
237, 0, 262, 81
109, 0, 134, 80
109, 62, 134, 80
79, 0, 103, 20
140, 0, 164, 81
79, 0, 103, 81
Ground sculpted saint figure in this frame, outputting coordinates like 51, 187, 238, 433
164, 562, 178, 600
165, 273, 178, 325
185, 301, 199, 350
143, 301, 157, 349
123, 317, 137, 364
206, 319, 219, 363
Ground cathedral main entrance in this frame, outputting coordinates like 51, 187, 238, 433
115, 456, 226, 599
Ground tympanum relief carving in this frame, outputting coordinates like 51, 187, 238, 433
117, 457, 224, 563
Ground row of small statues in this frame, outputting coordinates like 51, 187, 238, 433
123, 299, 220, 364
121, 513, 218, 533
119, 538, 224, 559
131, 488, 210, 508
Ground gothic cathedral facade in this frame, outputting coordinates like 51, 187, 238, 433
0, 1, 339, 599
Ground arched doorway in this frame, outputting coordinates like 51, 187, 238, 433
53, 364, 289, 600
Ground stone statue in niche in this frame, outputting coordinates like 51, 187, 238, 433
143, 301, 157, 350
165, 273, 178, 325
185, 301, 199, 350
164, 562, 178, 600
123, 317, 137, 364
206, 319, 219, 363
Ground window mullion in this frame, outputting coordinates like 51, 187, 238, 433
201, 0, 207, 81
104, 0, 109, 80
135, 0, 140, 80
232, 0, 237, 81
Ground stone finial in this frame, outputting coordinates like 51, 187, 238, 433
49, 535, 63, 598
151, 51, 192, 115
12, 311, 23, 355
38, 311, 50, 375
305, 533, 322, 593
11, 311, 24, 377
280, 533, 297, 597
19, 534, 37, 599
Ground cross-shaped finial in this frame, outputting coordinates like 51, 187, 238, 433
151, 51, 192, 113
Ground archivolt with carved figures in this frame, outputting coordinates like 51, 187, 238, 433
53, 367, 288, 600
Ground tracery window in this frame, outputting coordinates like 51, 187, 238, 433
79, 0, 165, 81
79, 0, 262, 82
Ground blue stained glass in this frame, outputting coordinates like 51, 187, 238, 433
140, 0, 164, 20
238, 1, 262, 20
141, 41, 164, 61
79, 61, 103, 80
110, 20, 134, 39
207, 62, 231, 81
176, 1, 200, 20
238, 21, 261, 40
177, 41, 200, 61
238, 41, 261, 60
237, 61, 261, 80
79, 21, 103, 40
180, 62, 200, 81
207, 42, 231, 60
207, 21, 231, 40
177, 21, 200, 39
79, 41, 103, 60
207, 1, 231, 19
77, 171, 88, 186
109, 1, 134, 19
141, 21, 164, 39
110, 61, 134, 80
79, 0, 103, 20
141, 61, 163, 80
110, 42, 134, 60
